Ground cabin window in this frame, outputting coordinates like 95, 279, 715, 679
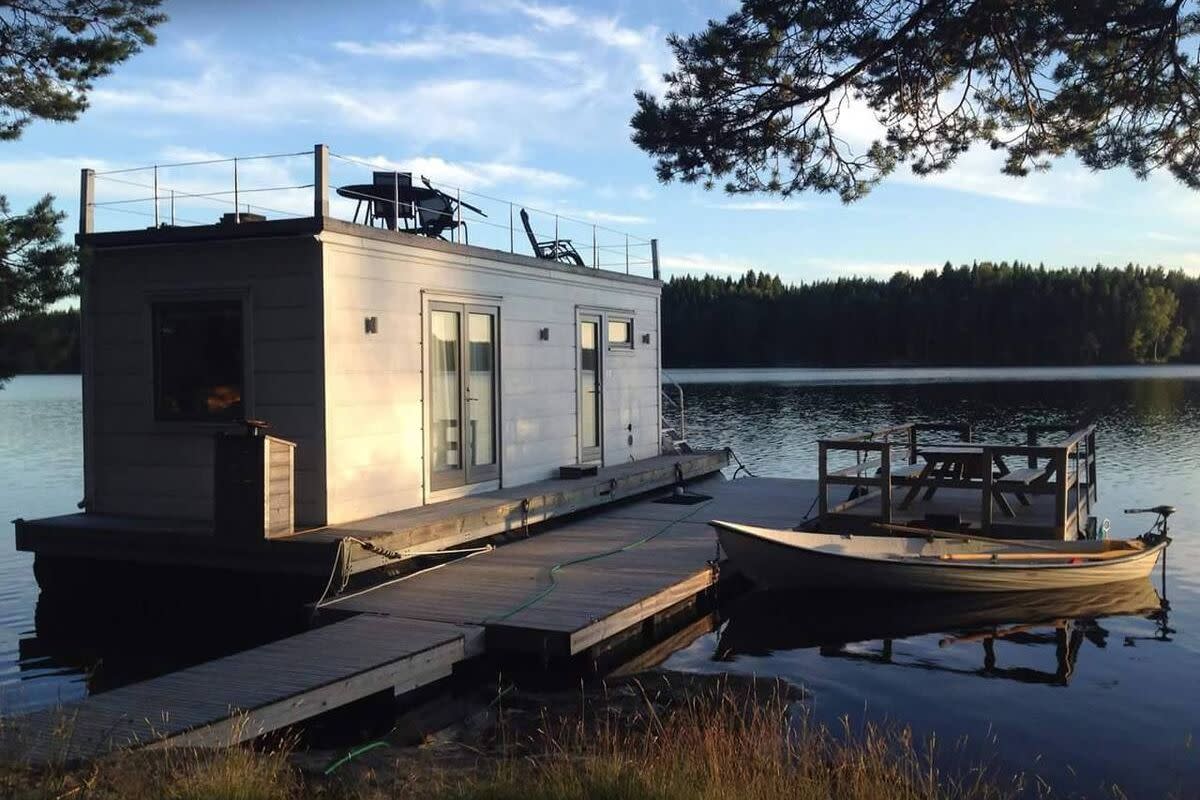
153, 300, 245, 422
607, 317, 633, 349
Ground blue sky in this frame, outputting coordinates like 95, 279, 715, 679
5, 0, 1200, 282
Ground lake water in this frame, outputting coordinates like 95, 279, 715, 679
662, 367, 1200, 797
2, 370, 1198, 795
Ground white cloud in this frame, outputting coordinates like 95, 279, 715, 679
90, 64, 606, 150
506, 1, 672, 96
709, 199, 806, 212
1147, 231, 1194, 244
823, 94, 1102, 206
799, 258, 935, 278
337, 153, 578, 193
556, 208, 652, 225
631, 185, 654, 201
898, 146, 1100, 206
334, 32, 579, 65
660, 252, 753, 275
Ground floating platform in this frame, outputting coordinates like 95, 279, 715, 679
15, 451, 730, 581
822, 484, 1090, 539
1, 474, 819, 764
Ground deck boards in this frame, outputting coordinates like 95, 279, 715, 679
16, 451, 729, 577
4, 473, 824, 764
301, 451, 730, 573
830, 483, 1086, 538
333, 475, 821, 654
1, 616, 477, 764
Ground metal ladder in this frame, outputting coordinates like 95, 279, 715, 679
660, 373, 690, 454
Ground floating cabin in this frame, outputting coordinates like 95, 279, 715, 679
16, 145, 728, 589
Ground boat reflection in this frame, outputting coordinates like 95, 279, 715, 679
715, 577, 1170, 687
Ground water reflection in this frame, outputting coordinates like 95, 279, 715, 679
716, 577, 1170, 690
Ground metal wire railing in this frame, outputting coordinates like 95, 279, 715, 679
88, 150, 314, 228
80, 145, 660, 279
326, 151, 656, 275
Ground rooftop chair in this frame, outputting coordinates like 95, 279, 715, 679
520, 208, 586, 267
413, 177, 486, 244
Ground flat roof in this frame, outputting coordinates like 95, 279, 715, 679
77, 216, 661, 288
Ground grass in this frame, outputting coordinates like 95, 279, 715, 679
0, 679, 1049, 800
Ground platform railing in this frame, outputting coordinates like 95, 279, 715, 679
817, 422, 1097, 537
78, 144, 661, 280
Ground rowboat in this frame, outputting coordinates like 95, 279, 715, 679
711, 521, 1169, 593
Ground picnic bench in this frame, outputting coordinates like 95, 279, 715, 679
816, 422, 1098, 539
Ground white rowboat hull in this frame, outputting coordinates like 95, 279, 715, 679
713, 521, 1167, 593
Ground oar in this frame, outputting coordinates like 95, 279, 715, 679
873, 522, 1064, 553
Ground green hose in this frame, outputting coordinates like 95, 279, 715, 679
487, 499, 714, 623
323, 740, 389, 775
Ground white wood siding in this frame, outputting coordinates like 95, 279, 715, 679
320, 231, 661, 524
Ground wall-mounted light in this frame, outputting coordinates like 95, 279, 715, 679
641, 333, 651, 344
365, 316, 379, 334
539, 327, 550, 341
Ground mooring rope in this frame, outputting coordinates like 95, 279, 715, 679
725, 446, 758, 479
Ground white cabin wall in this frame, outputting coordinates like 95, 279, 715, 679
84, 236, 326, 524
319, 231, 661, 524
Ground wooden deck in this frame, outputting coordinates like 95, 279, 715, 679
1, 616, 479, 764
824, 484, 1088, 539
15, 451, 729, 579
2, 473, 819, 764
300, 451, 731, 575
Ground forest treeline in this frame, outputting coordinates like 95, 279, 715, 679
2, 263, 1198, 375
662, 262, 1200, 368
0, 310, 80, 377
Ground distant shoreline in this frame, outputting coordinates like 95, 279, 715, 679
9, 363, 1200, 384
663, 364, 1200, 385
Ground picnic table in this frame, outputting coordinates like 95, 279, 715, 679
897, 445, 1041, 517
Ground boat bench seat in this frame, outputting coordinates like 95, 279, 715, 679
829, 460, 926, 480
995, 466, 1049, 486
890, 463, 926, 478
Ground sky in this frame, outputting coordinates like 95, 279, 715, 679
5, 0, 1200, 283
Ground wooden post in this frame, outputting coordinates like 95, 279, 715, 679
651, 238, 660, 280
880, 442, 892, 524
981, 446, 994, 534
1026, 427, 1038, 468
313, 143, 329, 218
907, 425, 917, 464
1053, 448, 1069, 538
1088, 429, 1098, 503
818, 442, 828, 520
79, 168, 95, 235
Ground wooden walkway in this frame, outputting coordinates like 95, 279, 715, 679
16, 451, 728, 578
300, 451, 730, 574
326, 475, 818, 656
1, 616, 480, 764
3, 474, 820, 764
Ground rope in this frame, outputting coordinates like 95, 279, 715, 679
725, 446, 758, 479
316, 545, 494, 609
486, 499, 716, 624
313, 535, 493, 609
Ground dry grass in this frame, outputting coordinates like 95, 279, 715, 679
0, 680, 1035, 800
429, 680, 1020, 800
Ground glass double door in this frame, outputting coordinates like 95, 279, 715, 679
578, 315, 603, 463
429, 302, 498, 491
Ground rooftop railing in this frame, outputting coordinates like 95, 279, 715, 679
79, 144, 660, 279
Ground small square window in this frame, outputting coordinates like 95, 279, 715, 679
153, 300, 244, 422
607, 318, 633, 349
